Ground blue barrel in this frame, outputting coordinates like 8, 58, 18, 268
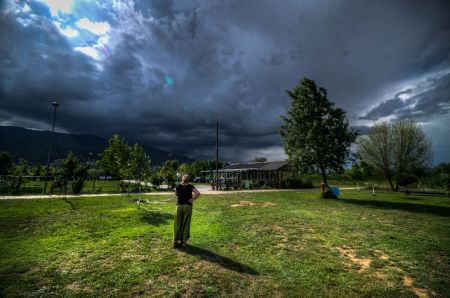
330, 187, 340, 197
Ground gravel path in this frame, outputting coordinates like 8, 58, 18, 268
0, 186, 358, 200
0, 189, 314, 200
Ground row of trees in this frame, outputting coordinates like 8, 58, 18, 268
280, 77, 447, 193
346, 160, 450, 191
0, 134, 223, 194
1, 151, 94, 178
0, 151, 91, 193
0, 152, 31, 176
96, 135, 223, 188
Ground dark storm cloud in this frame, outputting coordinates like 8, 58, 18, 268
360, 96, 406, 120
361, 73, 450, 121
1, 0, 450, 162
0, 9, 98, 125
351, 126, 371, 135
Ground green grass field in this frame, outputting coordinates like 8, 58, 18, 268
0, 191, 449, 297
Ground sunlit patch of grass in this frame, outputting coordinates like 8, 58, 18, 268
0, 191, 449, 296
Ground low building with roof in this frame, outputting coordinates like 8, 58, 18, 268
200, 161, 299, 189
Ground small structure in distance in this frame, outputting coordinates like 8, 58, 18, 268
200, 161, 299, 189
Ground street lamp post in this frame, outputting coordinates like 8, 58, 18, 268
216, 120, 219, 190
43, 101, 59, 194
168, 153, 172, 189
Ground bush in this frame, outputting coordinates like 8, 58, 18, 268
268, 181, 278, 188
280, 177, 313, 189
118, 181, 129, 192
151, 175, 162, 189
71, 179, 85, 194
50, 179, 66, 193
397, 173, 418, 187
167, 179, 177, 189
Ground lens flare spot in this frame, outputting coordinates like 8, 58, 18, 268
165, 75, 173, 85
102, 44, 111, 57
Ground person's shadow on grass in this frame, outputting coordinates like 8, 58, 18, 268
337, 198, 450, 217
140, 211, 172, 226
62, 198, 76, 210
180, 245, 259, 275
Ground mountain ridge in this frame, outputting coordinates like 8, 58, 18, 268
0, 126, 192, 166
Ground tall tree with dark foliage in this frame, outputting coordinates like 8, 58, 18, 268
280, 78, 357, 188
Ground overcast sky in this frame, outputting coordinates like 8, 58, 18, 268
1, 0, 449, 163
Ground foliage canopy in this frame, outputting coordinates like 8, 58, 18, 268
358, 119, 432, 191
280, 78, 357, 187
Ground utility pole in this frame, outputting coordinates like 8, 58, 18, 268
168, 152, 172, 189
216, 120, 219, 190
43, 101, 59, 194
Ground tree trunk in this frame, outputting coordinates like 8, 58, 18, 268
319, 165, 329, 189
138, 183, 141, 208
386, 174, 395, 191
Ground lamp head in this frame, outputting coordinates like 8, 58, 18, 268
52, 101, 59, 107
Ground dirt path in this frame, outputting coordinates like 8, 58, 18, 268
0, 186, 359, 200
0, 188, 317, 200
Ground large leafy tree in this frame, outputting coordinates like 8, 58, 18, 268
14, 159, 29, 176
177, 163, 191, 176
280, 78, 357, 188
125, 143, 152, 183
124, 143, 152, 206
61, 151, 78, 177
190, 160, 209, 177
98, 134, 130, 177
31, 164, 43, 177
159, 159, 179, 188
190, 160, 224, 179
431, 163, 450, 193
99, 135, 153, 199
61, 151, 88, 193
358, 119, 432, 191
432, 163, 450, 195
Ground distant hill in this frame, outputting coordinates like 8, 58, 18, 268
0, 126, 192, 166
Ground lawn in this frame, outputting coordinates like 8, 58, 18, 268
0, 191, 449, 297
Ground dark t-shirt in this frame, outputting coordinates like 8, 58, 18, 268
176, 183, 194, 205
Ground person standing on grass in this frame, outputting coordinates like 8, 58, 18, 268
173, 174, 201, 248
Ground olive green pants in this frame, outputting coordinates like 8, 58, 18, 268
173, 204, 192, 241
